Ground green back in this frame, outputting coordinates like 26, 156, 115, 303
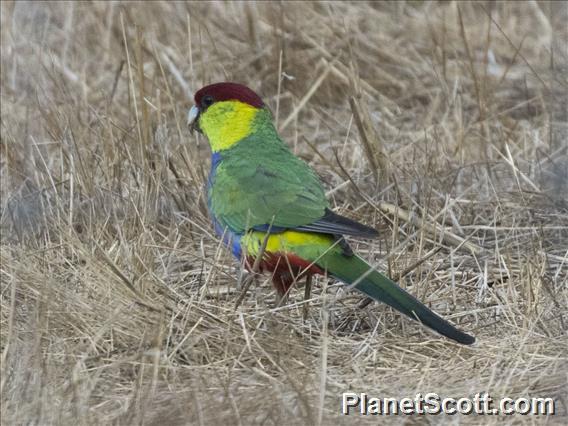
209, 110, 328, 233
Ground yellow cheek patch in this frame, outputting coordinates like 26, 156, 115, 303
199, 101, 258, 151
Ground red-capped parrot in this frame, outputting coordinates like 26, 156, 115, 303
188, 82, 474, 345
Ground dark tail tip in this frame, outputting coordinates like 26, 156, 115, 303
451, 330, 476, 345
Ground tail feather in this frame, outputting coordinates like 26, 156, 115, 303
323, 254, 475, 345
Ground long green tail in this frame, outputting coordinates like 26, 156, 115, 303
322, 253, 475, 345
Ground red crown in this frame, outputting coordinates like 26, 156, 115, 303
194, 82, 264, 108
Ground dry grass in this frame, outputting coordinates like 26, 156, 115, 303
1, 1, 567, 424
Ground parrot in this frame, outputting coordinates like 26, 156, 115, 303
187, 82, 475, 345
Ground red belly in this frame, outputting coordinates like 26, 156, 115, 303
246, 252, 324, 294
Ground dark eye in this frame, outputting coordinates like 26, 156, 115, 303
201, 95, 214, 108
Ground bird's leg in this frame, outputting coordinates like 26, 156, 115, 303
276, 291, 288, 307
235, 255, 262, 309
235, 269, 258, 309
273, 271, 293, 307
303, 274, 312, 320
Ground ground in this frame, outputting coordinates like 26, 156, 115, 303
1, 1, 567, 424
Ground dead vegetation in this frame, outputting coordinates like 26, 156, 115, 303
1, 1, 567, 424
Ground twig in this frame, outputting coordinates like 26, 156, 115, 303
303, 274, 313, 320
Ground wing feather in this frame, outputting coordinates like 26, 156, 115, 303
209, 134, 377, 240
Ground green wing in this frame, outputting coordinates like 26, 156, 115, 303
209, 135, 328, 234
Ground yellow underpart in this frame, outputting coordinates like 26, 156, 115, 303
199, 100, 258, 151
241, 230, 333, 257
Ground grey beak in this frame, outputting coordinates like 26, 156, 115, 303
187, 105, 201, 133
